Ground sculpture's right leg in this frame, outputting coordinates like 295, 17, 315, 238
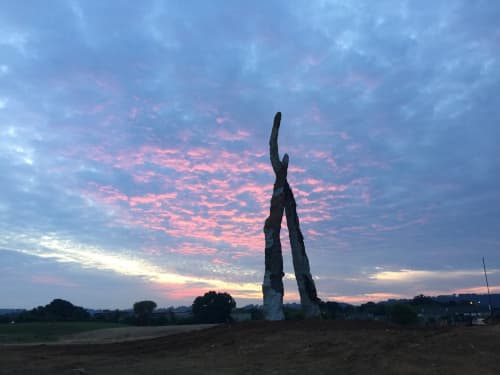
284, 181, 321, 318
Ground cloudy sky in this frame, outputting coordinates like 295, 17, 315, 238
1, 1, 499, 309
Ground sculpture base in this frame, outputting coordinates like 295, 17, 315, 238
262, 270, 284, 320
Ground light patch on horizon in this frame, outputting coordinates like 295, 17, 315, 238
3, 234, 262, 300
370, 268, 500, 283
453, 285, 500, 294
329, 293, 407, 305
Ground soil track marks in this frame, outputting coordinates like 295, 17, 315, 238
1, 320, 499, 374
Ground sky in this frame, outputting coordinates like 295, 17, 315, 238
1, 0, 499, 309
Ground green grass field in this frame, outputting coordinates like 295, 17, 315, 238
0, 322, 127, 343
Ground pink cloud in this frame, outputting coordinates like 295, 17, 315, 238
212, 258, 230, 266
311, 184, 347, 193
307, 229, 321, 238
142, 248, 162, 256
300, 214, 332, 224
84, 183, 128, 204
292, 187, 310, 198
132, 170, 158, 183
186, 147, 211, 159
288, 166, 306, 173
339, 132, 350, 140
194, 101, 219, 117
87, 145, 273, 179
168, 243, 217, 256
302, 178, 322, 186
129, 107, 138, 119
129, 192, 177, 207
330, 292, 406, 304
340, 226, 366, 232
347, 143, 361, 151
89, 103, 106, 114
31, 275, 79, 288
452, 285, 500, 294
157, 284, 210, 301
207, 178, 230, 189
199, 200, 228, 209
303, 54, 323, 67
361, 191, 371, 204
359, 159, 390, 169
305, 150, 338, 170
80, 143, 358, 255
151, 103, 167, 113
343, 72, 380, 91
213, 128, 251, 141
371, 216, 427, 232
307, 151, 330, 159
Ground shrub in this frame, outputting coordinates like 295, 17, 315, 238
192, 291, 235, 323
389, 303, 418, 325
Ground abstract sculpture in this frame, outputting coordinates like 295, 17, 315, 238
262, 112, 321, 320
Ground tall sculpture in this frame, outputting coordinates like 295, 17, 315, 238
262, 112, 321, 320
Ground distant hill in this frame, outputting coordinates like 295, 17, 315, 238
364, 293, 500, 307
433, 293, 500, 307
2, 294, 499, 313
0, 309, 25, 315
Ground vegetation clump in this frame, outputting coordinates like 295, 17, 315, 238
133, 300, 157, 326
15, 299, 90, 322
389, 303, 418, 325
192, 291, 235, 323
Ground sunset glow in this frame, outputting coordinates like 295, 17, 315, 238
0, 1, 499, 309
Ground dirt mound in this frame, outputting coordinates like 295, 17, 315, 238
1, 320, 499, 374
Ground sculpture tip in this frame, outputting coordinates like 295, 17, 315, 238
273, 112, 282, 129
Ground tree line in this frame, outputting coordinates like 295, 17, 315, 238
0, 291, 236, 325
2, 292, 494, 326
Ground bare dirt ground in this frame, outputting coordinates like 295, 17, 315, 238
59, 324, 217, 344
1, 320, 499, 375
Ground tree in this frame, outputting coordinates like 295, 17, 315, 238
389, 303, 418, 325
16, 299, 90, 322
411, 294, 437, 306
133, 300, 157, 325
320, 301, 342, 319
46, 299, 78, 320
192, 291, 235, 323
